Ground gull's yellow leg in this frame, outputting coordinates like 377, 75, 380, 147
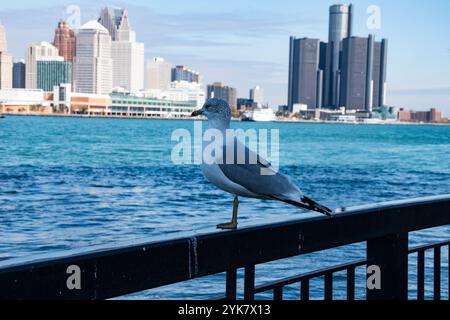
217, 195, 239, 230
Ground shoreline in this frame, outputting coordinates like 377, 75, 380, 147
1, 112, 449, 126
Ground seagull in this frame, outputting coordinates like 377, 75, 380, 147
191, 98, 333, 230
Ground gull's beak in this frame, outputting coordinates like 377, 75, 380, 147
191, 109, 203, 117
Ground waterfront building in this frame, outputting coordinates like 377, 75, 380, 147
237, 98, 257, 111
109, 93, 197, 118
101, 7, 144, 92
37, 59, 71, 91
26, 41, 60, 89
0, 23, 13, 89
142, 80, 205, 109
162, 81, 205, 109
13, 60, 26, 88
288, 37, 326, 110
324, 4, 353, 108
249, 86, 264, 108
70, 93, 111, 115
146, 57, 172, 91
398, 108, 443, 123
74, 21, 113, 95
52, 83, 72, 112
206, 82, 237, 110
53, 21, 76, 63
339, 35, 388, 111
171, 65, 200, 83
0, 88, 50, 114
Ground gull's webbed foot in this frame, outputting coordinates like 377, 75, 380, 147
217, 221, 238, 230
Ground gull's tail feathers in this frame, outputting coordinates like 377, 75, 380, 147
271, 195, 333, 217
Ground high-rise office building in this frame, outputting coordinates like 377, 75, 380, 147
98, 7, 126, 41
171, 65, 200, 83
287, 3, 388, 112
26, 41, 60, 89
53, 21, 76, 63
324, 4, 353, 108
288, 37, 326, 110
249, 85, 264, 107
372, 39, 388, 108
13, 60, 26, 89
340, 35, 388, 111
0, 23, 13, 89
99, 7, 144, 92
37, 58, 72, 91
207, 82, 237, 110
74, 21, 113, 94
146, 57, 172, 91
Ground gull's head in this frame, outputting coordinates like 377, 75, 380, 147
191, 98, 231, 125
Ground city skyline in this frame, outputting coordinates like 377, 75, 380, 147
0, 0, 449, 115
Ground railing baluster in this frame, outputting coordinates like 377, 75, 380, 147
324, 274, 333, 300
367, 233, 409, 300
434, 247, 441, 300
273, 286, 283, 300
300, 279, 309, 301
244, 265, 255, 301
417, 250, 425, 301
347, 267, 355, 301
225, 268, 237, 300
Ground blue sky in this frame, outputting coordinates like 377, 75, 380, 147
1, 0, 449, 115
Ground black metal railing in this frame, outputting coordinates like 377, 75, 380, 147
0, 195, 449, 300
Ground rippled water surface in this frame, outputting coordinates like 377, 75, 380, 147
0, 116, 449, 299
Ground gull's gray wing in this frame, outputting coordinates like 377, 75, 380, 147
217, 138, 302, 198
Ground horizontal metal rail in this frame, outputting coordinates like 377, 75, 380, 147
249, 240, 450, 300
0, 194, 449, 300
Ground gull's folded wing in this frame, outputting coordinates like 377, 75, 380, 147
217, 139, 302, 198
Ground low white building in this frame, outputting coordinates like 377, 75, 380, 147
0, 88, 45, 105
141, 80, 205, 109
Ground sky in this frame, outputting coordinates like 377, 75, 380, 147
0, 0, 449, 115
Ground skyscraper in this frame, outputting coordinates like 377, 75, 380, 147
13, 60, 26, 89
98, 7, 126, 41
99, 7, 144, 92
372, 39, 388, 108
324, 4, 353, 108
25, 41, 60, 89
146, 57, 172, 90
250, 85, 264, 107
288, 37, 326, 110
53, 21, 76, 63
207, 82, 237, 110
340, 35, 388, 111
74, 21, 113, 94
171, 65, 200, 83
0, 23, 13, 89
37, 58, 72, 91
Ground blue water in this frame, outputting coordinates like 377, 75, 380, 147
0, 116, 449, 300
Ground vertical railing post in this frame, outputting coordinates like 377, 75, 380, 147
366, 233, 409, 300
347, 267, 355, 301
300, 279, 309, 301
433, 247, 441, 300
244, 266, 255, 301
225, 268, 237, 300
417, 250, 425, 300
